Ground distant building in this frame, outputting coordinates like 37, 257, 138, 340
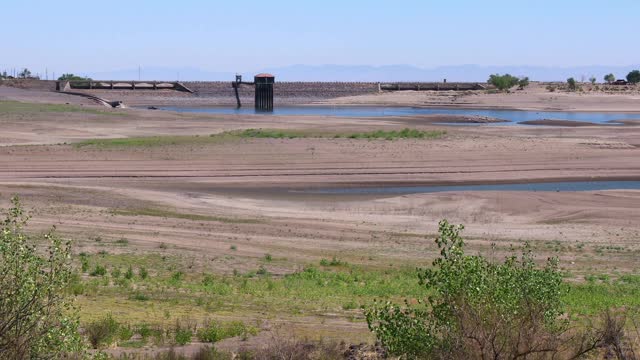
613, 79, 628, 85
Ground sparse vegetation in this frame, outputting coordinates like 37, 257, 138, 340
320, 256, 344, 267
4, 198, 640, 357
237, 128, 446, 140
111, 208, 260, 224
90, 264, 107, 276
0, 100, 121, 116
18, 68, 34, 79
197, 320, 258, 343
139, 267, 149, 280
174, 327, 193, 346
125, 265, 134, 280
74, 135, 228, 148
74, 128, 446, 148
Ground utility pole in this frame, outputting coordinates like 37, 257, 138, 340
46, 68, 48, 80
138, 65, 141, 81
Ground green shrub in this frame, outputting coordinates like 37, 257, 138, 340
342, 301, 359, 310
174, 328, 193, 345
90, 264, 107, 277
366, 220, 567, 358
131, 292, 149, 301
85, 313, 119, 349
80, 255, 90, 273
197, 321, 257, 343
518, 76, 530, 89
139, 266, 149, 280
256, 266, 269, 276
118, 325, 134, 341
171, 271, 184, 283
111, 267, 121, 278
124, 265, 134, 280
264, 253, 273, 262
627, 70, 640, 84
567, 77, 578, 91
68, 274, 85, 296
320, 256, 343, 266
202, 273, 215, 286
135, 324, 154, 339
488, 73, 521, 91
0, 197, 84, 358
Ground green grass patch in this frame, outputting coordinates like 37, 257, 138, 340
197, 320, 258, 343
234, 128, 313, 139
0, 100, 123, 116
73, 128, 446, 148
343, 128, 445, 140
110, 208, 261, 224
72, 250, 640, 339
73, 135, 229, 148
565, 275, 640, 315
236, 128, 446, 140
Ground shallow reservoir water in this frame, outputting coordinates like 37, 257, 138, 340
301, 181, 640, 195
157, 106, 640, 125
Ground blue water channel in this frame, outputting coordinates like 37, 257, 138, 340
157, 106, 640, 125
302, 181, 640, 195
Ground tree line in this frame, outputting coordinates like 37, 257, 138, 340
0, 68, 92, 81
488, 70, 640, 92
603, 70, 640, 84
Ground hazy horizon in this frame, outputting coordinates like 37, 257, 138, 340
81, 63, 640, 82
4, 63, 639, 83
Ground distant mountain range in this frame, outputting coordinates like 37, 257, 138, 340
86, 64, 640, 82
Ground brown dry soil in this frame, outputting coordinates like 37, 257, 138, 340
2, 86, 640, 353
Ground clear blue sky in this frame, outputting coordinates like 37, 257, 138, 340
2, 0, 638, 75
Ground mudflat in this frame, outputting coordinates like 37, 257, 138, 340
2, 91, 639, 262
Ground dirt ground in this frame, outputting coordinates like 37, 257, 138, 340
2, 85, 640, 349
1, 89, 639, 268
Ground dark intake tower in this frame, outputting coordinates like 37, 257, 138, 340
254, 73, 275, 111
